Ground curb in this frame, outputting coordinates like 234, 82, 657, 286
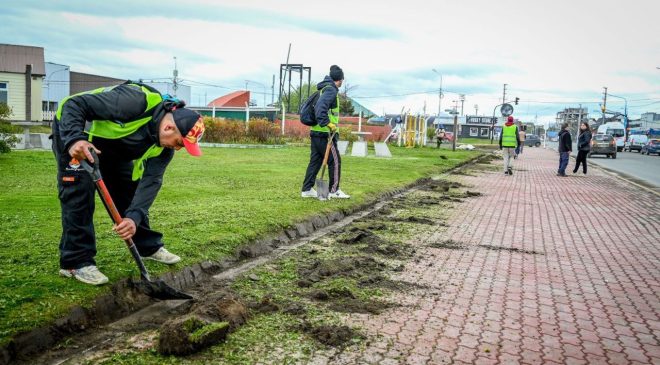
0, 153, 485, 364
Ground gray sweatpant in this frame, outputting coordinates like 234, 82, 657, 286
502, 147, 515, 172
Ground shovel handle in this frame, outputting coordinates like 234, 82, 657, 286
319, 132, 336, 180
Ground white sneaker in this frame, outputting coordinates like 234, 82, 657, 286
60, 265, 109, 286
143, 247, 181, 264
301, 189, 318, 198
329, 189, 351, 199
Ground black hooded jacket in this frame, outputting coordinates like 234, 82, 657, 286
314, 76, 339, 128
558, 129, 572, 152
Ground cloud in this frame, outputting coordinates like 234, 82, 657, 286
1, 0, 659, 119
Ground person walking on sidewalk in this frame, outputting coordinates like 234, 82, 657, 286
499, 116, 520, 175
301, 65, 350, 199
515, 122, 526, 157
557, 123, 572, 177
435, 127, 446, 148
573, 121, 592, 175
52, 81, 205, 285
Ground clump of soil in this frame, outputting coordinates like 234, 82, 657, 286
248, 295, 280, 314
298, 255, 385, 283
337, 230, 405, 257
425, 180, 465, 192
282, 302, 306, 315
300, 323, 363, 347
429, 239, 467, 250
389, 216, 436, 225
478, 245, 544, 255
158, 315, 229, 355
158, 294, 248, 355
327, 297, 394, 314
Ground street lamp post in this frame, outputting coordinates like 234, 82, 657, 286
431, 69, 443, 117
608, 93, 628, 138
45, 67, 69, 120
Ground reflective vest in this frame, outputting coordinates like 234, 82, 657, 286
310, 86, 339, 133
501, 124, 517, 147
56, 83, 165, 180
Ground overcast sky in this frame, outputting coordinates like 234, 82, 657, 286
2, 0, 659, 124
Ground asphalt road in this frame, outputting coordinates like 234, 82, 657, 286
545, 142, 660, 187
587, 149, 660, 187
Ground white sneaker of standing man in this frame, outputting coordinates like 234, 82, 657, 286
301, 189, 318, 198
142, 247, 181, 264
329, 189, 351, 199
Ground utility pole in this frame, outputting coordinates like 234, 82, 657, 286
172, 56, 179, 97
502, 84, 507, 105
432, 69, 443, 116
474, 104, 478, 116
452, 100, 459, 152
602, 87, 608, 125
271, 74, 275, 105
460, 94, 466, 116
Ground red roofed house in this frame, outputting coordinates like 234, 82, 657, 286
207, 90, 250, 108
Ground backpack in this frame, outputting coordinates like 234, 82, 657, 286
299, 86, 329, 126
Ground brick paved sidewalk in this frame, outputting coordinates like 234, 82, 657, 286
311, 148, 660, 365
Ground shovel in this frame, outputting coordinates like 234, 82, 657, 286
316, 132, 337, 201
80, 148, 193, 300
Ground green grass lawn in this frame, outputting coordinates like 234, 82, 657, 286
0, 146, 479, 344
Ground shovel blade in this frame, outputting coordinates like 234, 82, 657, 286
316, 179, 329, 200
134, 279, 193, 300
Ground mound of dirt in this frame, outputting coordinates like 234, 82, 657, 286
158, 315, 229, 355
298, 255, 384, 283
478, 245, 544, 255
248, 295, 280, 314
327, 297, 394, 315
424, 180, 465, 192
158, 294, 248, 355
301, 323, 362, 347
429, 239, 467, 250
389, 216, 436, 225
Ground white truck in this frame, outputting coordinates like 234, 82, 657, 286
597, 122, 626, 151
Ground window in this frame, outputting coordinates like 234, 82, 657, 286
481, 128, 489, 136
0, 82, 7, 104
469, 127, 478, 136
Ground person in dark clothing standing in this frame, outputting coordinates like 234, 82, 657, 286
301, 65, 350, 199
557, 123, 572, 177
53, 81, 206, 285
573, 121, 592, 174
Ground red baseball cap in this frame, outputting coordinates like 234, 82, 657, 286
172, 108, 205, 156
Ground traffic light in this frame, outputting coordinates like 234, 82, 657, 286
514, 97, 520, 105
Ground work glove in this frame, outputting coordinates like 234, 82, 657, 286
327, 123, 337, 132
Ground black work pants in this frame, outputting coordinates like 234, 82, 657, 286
302, 134, 341, 193
52, 123, 163, 269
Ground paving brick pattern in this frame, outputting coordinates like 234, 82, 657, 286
309, 148, 660, 364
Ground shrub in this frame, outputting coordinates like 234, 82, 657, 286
202, 117, 283, 145
247, 118, 282, 144
0, 103, 19, 153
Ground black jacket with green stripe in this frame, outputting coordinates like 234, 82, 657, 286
56, 82, 174, 227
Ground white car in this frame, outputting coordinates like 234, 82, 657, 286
624, 135, 649, 153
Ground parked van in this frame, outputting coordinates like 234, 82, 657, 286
624, 134, 648, 152
597, 122, 626, 151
